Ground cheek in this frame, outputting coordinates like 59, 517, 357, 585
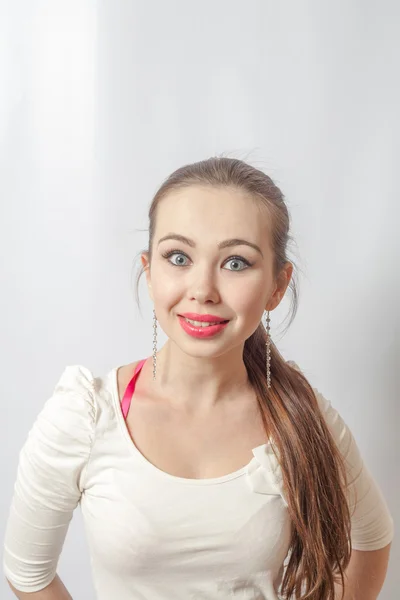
232, 289, 265, 319
228, 274, 267, 310
227, 277, 268, 328
151, 264, 183, 305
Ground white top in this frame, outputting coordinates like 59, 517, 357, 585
3, 360, 394, 599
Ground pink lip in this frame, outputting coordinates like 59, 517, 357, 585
180, 312, 229, 323
178, 315, 229, 338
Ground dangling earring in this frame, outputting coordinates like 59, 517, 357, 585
264, 310, 272, 389
152, 308, 157, 381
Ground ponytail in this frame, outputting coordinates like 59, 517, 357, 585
244, 326, 352, 599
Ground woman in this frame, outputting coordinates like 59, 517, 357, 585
3, 157, 394, 599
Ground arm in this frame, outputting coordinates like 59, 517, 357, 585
334, 543, 392, 600
307, 379, 395, 599
7, 574, 72, 600
3, 365, 95, 596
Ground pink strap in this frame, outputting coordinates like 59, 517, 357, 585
121, 359, 147, 419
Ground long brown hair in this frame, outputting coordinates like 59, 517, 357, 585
134, 157, 352, 599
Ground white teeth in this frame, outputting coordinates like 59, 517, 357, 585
184, 318, 224, 327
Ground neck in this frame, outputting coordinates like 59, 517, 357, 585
148, 340, 252, 412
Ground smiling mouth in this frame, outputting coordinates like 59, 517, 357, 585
183, 317, 229, 327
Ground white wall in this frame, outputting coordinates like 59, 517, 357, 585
1, 1, 398, 598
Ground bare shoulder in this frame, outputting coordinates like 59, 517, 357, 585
116, 360, 141, 403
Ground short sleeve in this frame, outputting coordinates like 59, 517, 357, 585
2, 365, 96, 593
287, 360, 395, 551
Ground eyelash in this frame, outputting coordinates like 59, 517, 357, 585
161, 249, 253, 270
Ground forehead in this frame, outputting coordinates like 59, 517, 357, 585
155, 185, 271, 245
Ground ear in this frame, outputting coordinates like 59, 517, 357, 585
265, 261, 293, 312
141, 252, 154, 302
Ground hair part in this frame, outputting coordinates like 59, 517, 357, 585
135, 156, 352, 599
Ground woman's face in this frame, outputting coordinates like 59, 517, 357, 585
142, 185, 291, 358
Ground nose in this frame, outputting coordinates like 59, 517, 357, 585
188, 264, 220, 305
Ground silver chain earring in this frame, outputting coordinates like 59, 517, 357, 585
152, 308, 157, 381
264, 310, 272, 389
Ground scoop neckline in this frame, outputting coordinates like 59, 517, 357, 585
110, 364, 267, 486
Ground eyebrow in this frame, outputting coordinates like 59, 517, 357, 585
157, 234, 263, 257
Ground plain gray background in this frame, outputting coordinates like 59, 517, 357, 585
1, 1, 399, 598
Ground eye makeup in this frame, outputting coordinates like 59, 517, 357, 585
160, 249, 254, 270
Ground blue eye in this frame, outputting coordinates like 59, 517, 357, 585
162, 251, 190, 267
223, 257, 251, 271
161, 250, 252, 271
